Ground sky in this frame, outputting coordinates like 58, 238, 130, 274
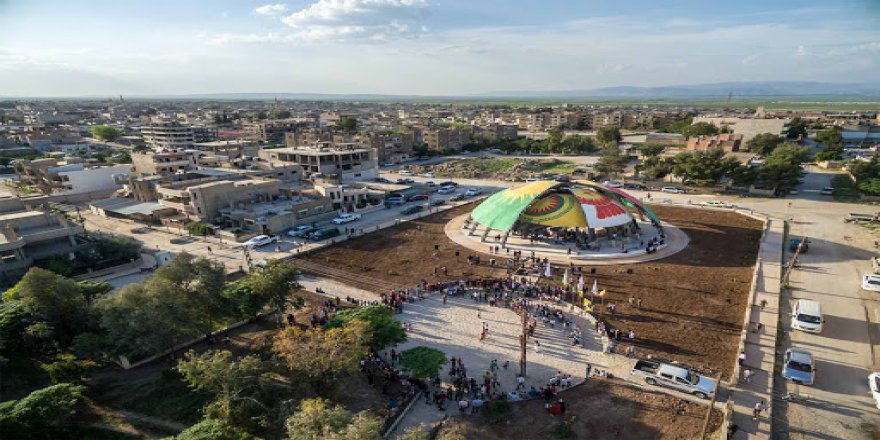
0, 0, 878, 97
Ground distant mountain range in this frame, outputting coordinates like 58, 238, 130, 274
480, 82, 880, 98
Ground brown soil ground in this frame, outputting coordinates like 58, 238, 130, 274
442, 378, 722, 440
302, 203, 762, 379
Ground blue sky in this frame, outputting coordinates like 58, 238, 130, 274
0, 0, 878, 96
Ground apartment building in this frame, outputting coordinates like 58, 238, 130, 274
243, 121, 298, 144
360, 131, 416, 163
592, 112, 623, 129
131, 149, 200, 176
423, 127, 470, 152
693, 117, 789, 142
687, 133, 744, 153
258, 142, 378, 181
141, 121, 197, 149
14, 158, 130, 196
0, 198, 84, 284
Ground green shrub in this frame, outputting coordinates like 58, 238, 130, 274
187, 222, 212, 236
483, 400, 511, 423
41, 353, 97, 384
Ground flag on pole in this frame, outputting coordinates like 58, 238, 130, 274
562, 269, 570, 286
583, 298, 593, 312
591, 280, 598, 296
544, 262, 552, 278
598, 289, 606, 298
576, 275, 585, 293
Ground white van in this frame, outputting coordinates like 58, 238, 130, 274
791, 299, 823, 333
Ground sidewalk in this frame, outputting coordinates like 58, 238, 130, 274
729, 218, 783, 439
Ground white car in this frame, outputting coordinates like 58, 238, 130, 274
398, 170, 414, 175
287, 225, 315, 238
332, 213, 362, 224
661, 186, 686, 194
437, 186, 455, 194
243, 235, 278, 248
701, 201, 728, 208
869, 373, 880, 409
603, 180, 623, 188
381, 162, 396, 167
820, 187, 834, 195
423, 172, 434, 178
465, 188, 483, 197
864, 274, 880, 292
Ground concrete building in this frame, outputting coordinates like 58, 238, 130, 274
423, 127, 469, 152
693, 117, 789, 142
258, 142, 378, 181
141, 121, 198, 149
243, 121, 297, 144
0, 198, 84, 283
687, 133, 744, 153
15, 158, 130, 196
131, 149, 199, 176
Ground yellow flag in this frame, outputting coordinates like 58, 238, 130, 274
583, 298, 592, 312
598, 289, 606, 298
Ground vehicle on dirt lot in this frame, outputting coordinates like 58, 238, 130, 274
789, 238, 809, 253
845, 213, 879, 223
332, 213, 362, 224
603, 180, 623, 188
631, 360, 716, 399
623, 183, 647, 190
791, 299, 823, 333
863, 274, 880, 292
288, 225, 315, 238
242, 235, 278, 248
701, 201, 728, 208
661, 186, 685, 194
438, 181, 458, 187
398, 170, 414, 175
373, 177, 392, 183
782, 348, 815, 385
425, 181, 436, 187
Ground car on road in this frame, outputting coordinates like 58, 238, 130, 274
332, 213, 362, 224
310, 227, 341, 241
408, 194, 429, 202
465, 188, 483, 197
430, 199, 446, 206
701, 201, 729, 208
869, 372, 880, 409
373, 177, 392, 183
782, 348, 815, 385
386, 196, 406, 205
863, 274, 880, 292
631, 360, 716, 399
603, 180, 623, 188
425, 181, 436, 187
423, 172, 434, 178
288, 225, 315, 238
398, 170, 414, 175
623, 183, 647, 190
243, 235, 278, 248
437, 186, 455, 194
381, 162, 396, 167
401, 205, 424, 215
525, 178, 542, 182
661, 186, 686, 194
438, 181, 458, 187
450, 193, 468, 201
820, 187, 835, 195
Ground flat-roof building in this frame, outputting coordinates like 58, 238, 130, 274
258, 142, 378, 181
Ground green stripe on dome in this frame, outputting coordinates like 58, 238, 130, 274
470, 180, 559, 231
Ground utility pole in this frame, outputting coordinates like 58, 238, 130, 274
782, 236, 807, 288
520, 301, 528, 377
700, 373, 722, 440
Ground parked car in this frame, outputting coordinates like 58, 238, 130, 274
398, 170, 414, 175
869, 372, 880, 409
408, 194, 429, 202
782, 348, 815, 385
791, 299, 823, 333
242, 235, 278, 248
332, 213, 362, 224
287, 225, 315, 238
310, 227, 341, 241
701, 201, 728, 208
631, 360, 716, 399
820, 187, 835, 195
872, 256, 880, 274
450, 193, 468, 201
438, 181, 458, 187
465, 188, 483, 197
623, 183, 647, 190
525, 178, 542, 182
430, 198, 446, 206
381, 162, 395, 167
373, 177, 392, 183
661, 186, 685, 194
386, 196, 406, 205
863, 274, 880, 292
603, 180, 623, 188
789, 238, 809, 252
401, 178, 415, 184
425, 181, 436, 187
423, 172, 434, 178
396, 178, 409, 184
553, 174, 571, 182
401, 205, 424, 215
437, 186, 455, 194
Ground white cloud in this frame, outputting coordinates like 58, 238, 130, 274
280, 0, 429, 41
255, 4, 288, 16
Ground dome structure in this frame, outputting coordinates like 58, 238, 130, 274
469, 180, 661, 233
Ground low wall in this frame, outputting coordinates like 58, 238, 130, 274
72, 258, 142, 281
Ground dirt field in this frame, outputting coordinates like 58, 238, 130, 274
441, 378, 721, 440
303, 203, 762, 379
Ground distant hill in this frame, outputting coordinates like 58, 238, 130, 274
480, 81, 880, 98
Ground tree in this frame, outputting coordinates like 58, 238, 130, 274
41, 353, 96, 385
859, 178, 880, 196
636, 144, 665, 157
334, 117, 358, 134
8, 268, 90, 343
815, 148, 843, 162
272, 109, 292, 119
546, 127, 564, 153
285, 398, 382, 440
596, 126, 622, 145
595, 145, 626, 176
398, 426, 429, 440
243, 262, 301, 317
682, 122, 719, 137
273, 321, 369, 393
0, 383, 86, 437
787, 117, 808, 140
765, 143, 811, 166
398, 346, 446, 379
90, 125, 120, 141
187, 222, 212, 236
325, 305, 406, 349
177, 350, 268, 426
635, 155, 670, 179
668, 149, 740, 186
816, 128, 843, 149
169, 417, 256, 440
561, 136, 596, 154
75, 280, 113, 304
0, 301, 32, 355
745, 133, 784, 155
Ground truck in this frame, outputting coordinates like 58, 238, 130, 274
844, 213, 879, 223
631, 360, 717, 399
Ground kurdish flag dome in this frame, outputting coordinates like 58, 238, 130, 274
469, 180, 661, 232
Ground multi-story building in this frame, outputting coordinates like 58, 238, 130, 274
0, 198, 84, 284
692, 117, 789, 142
423, 127, 469, 152
592, 112, 623, 129
141, 120, 197, 149
131, 149, 200, 176
14, 158, 130, 196
243, 121, 298, 144
258, 142, 378, 181
360, 131, 416, 163
687, 133, 744, 153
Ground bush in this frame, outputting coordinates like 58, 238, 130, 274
483, 400, 511, 423
41, 353, 96, 385
168, 417, 255, 440
187, 222, 212, 236
0, 383, 86, 437
398, 346, 446, 379
325, 305, 406, 349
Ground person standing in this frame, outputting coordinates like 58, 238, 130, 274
738, 351, 747, 367
752, 400, 766, 420
585, 363, 592, 380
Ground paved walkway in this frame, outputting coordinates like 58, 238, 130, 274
729, 217, 783, 439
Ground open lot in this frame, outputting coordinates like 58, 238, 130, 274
441, 378, 721, 440
303, 204, 762, 380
